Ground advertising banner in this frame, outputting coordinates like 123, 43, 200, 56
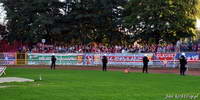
27, 53, 154, 66
153, 53, 177, 68
27, 53, 84, 65
91, 53, 154, 66
0, 52, 195, 67
176, 52, 200, 62
84, 53, 95, 65
0, 53, 16, 65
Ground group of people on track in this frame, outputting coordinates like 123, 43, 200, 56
50, 54, 188, 76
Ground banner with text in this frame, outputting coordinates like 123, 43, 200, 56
153, 53, 177, 68
0, 53, 16, 65
85, 53, 154, 66
27, 53, 84, 65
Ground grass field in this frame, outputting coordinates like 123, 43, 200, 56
0, 68, 200, 100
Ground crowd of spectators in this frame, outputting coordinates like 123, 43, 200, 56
1, 40, 200, 53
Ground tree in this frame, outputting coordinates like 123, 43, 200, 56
93, 0, 128, 45
62, 0, 127, 45
1, 0, 128, 45
124, 0, 200, 45
1, 0, 65, 43
0, 24, 7, 39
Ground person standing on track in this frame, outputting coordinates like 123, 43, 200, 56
179, 54, 187, 76
143, 54, 149, 73
51, 55, 57, 70
102, 55, 108, 71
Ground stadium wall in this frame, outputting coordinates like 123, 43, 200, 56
0, 52, 199, 68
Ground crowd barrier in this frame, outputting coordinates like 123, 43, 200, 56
0, 52, 200, 68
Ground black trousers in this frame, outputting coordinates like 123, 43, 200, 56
51, 63, 56, 70
102, 63, 107, 71
143, 64, 148, 73
180, 66, 186, 75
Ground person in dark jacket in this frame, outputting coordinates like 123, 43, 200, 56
143, 55, 149, 73
51, 55, 57, 70
102, 55, 108, 71
179, 55, 187, 75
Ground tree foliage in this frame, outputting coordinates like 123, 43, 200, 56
1, 0, 65, 43
1, 0, 127, 45
0, 24, 7, 38
1, 0, 200, 45
59, 0, 127, 45
124, 0, 200, 44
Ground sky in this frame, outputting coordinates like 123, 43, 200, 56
59, 0, 66, 2
0, 3, 6, 25
196, 19, 200, 30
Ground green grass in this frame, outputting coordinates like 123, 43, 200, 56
0, 68, 200, 100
